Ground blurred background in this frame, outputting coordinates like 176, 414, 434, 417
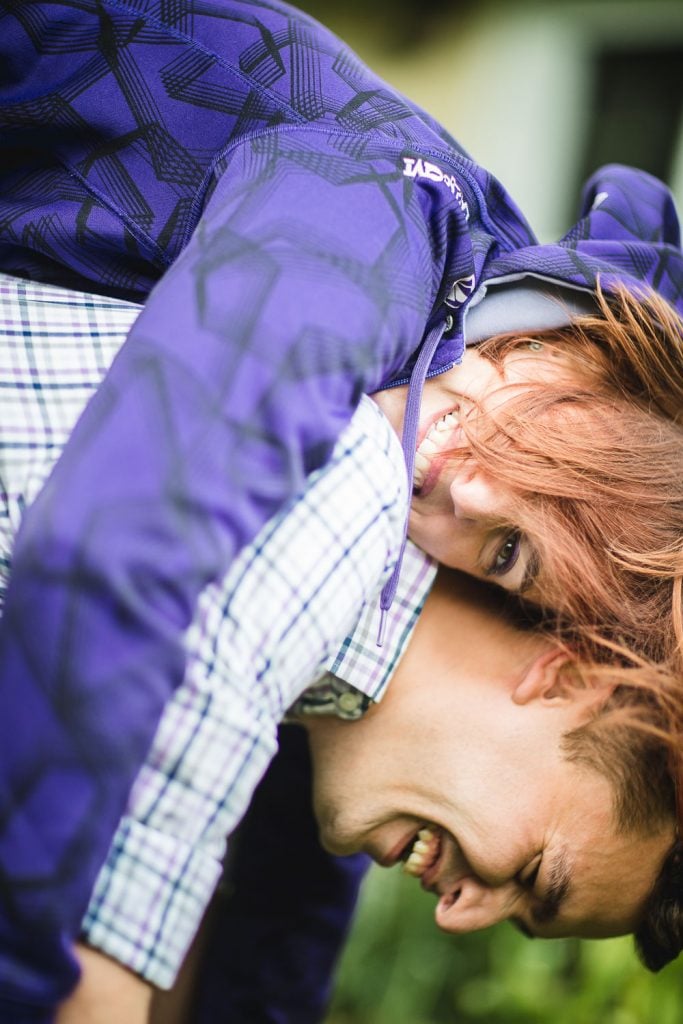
301, 0, 683, 241
289, 0, 683, 1020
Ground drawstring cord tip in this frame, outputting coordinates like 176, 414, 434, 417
376, 606, 387, 648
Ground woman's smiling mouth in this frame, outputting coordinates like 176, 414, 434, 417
413, 409, 462, 493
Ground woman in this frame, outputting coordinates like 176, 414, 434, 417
1, 0, 683, 1015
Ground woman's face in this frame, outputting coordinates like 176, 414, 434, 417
373, 342, 573, 597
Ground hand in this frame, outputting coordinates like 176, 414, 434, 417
56, 944, 152, 1024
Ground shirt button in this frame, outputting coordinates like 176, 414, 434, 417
337, 691, 362, 713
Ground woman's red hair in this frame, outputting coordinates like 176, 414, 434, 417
459, 283, 683, 761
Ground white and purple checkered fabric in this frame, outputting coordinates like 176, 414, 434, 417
0, 277, 140, 590
0, 272, 436, 987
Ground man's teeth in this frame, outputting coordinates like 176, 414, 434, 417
403, 826, 439, 877
413, 412, 459, 490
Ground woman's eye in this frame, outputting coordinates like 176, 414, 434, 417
489, 531, 521, 576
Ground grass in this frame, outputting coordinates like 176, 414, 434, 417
325, 864, 683, 1024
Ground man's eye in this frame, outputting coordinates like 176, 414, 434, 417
519, 858, 542, 892
488, 531, 521, 576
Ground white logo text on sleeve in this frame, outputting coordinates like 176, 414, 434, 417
402, 157, 470, 220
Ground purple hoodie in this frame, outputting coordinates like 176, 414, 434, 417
0, 0, 681, 1017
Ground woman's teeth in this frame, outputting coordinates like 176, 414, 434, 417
413, 411, 459, 490
403, 825, 440, 877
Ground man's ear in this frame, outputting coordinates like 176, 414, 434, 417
511, 649, 573, 705
512, 649, 617, 711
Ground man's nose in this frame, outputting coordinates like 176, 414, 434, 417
434, 875, 521, 934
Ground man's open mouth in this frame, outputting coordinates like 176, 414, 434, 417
400, 825, 442, 883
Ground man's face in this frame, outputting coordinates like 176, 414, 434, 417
305, 575, 673, 941
372, 342, 572, 598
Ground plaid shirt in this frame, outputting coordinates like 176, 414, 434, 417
0, 273, 436, 988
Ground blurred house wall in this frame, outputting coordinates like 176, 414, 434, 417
305, 0, 683, 242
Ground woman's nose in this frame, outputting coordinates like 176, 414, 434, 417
448, 469, 499, 520
433, 875, 521, 934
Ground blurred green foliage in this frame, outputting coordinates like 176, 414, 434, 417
325, 865, 683, 1024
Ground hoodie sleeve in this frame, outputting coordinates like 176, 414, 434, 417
578, 163, 681, 249
482, 162, 683, 315
0, 135, 435, 1015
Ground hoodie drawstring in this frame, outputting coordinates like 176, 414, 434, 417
377, 315, 451, 646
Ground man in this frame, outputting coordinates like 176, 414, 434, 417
306, 572, 675, 944
0, 269, 596, 1020
60, 570, 677, 1022
1, 1, 683, 1016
